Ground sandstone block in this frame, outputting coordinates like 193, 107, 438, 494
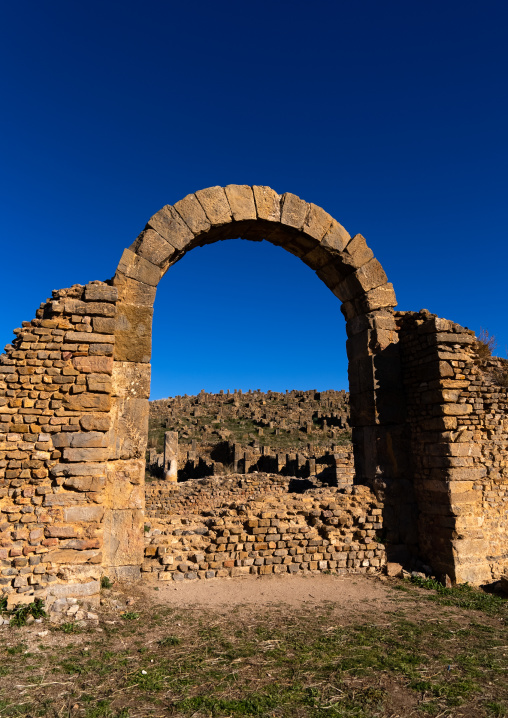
73, 356, 113, 374
114, 303, 152, 364
342, 234, 374, 269
104, 459, 144, 510
302, 203, 333, 241
63, 447, 110, 462
48, 579, 100, 598
67, 431, 108, 448
252, 186, 281, 222
112, 272, 157, 307
280, 192, 309, 229
116, 248, 162, 287
173, 193, 211, 234
45, 549, 101, 564
321, 219, 351, 253
109, 397, 149, 460
195, 186, 232, 226
64, 505, 104, 522
64, 331, 115, 344
225, 185, 256, 221
133, 229, 177, 267
51, 462, 107, 477
45, 526, 77, 538
84, 285, 118, 302
146, 205, 194, 250
80, 414, 111, 431
87, 375, 112, 393
111, 362, 151, 399
92, 317, 116, 334
102, 508, 144, 567
63, 476, 105, 492
63, 393, 111, 412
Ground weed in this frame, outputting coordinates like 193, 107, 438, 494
101, 576, 113, 590
474, 328, 497, 359
121, 611, 140, 620
6, 643, 27, 655
158, 635, 181, 646
9, 599, 46, 627
59, 622, 80, 634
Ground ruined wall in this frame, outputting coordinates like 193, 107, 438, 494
0, 281, 143, 609
143, 474, 385, 580
397, 311, 508, 584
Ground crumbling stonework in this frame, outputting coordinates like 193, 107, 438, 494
144, 474, 385, 580
0, 185, 506, 607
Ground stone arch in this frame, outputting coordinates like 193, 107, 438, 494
106, 185, 405, 577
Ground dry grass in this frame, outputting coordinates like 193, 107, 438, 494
0, 578, 506, 718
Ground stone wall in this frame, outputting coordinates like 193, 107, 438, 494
397, 311, 508, 584
143, 474, 385, 580
0, 281, 143, 609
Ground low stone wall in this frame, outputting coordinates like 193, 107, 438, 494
143, 474, 386, 581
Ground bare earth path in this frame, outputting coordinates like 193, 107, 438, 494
138, 573, 400, 615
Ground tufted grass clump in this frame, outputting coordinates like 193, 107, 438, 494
409, 575, 506, 615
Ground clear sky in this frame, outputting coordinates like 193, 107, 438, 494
1, 1, 507, 399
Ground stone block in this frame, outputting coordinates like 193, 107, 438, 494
45, 549, 101, 564
87, 375, 112, 393
114, 303, 152, 363
110, 396, 149, 460
280, 192, 309, 229
66, 431, 108, 449
51, 462, 107, 478
225, 185, 256, 221
116, 248, 162, 287
112, 272, 157, 307
64, 331, 115, 344
173, 193, 211, 234
133, 229, 177, 267
64, 505, 105, 522
73, 356, 113, 374
302, 203, 333, 240
63, 447, 110, 462
63, 476, 105, 492
342, 234, 374, 269
102, 508, 144, 568
80, 414, 111, 431
359, 284, 397, 312
252, 186, 281, 221
62, 393, 111, 412
84, 285, 118, 302
336, 260, 389, 302
111, 362, 151, 399
146, 205, 194, 250
47, 580, 99, 598
105, 459, 145, 510
321, 219, 350, 253
108, 565, 141, 582
195, 186, 232, 226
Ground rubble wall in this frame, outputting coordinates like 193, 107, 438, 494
144, 474, 386, 580
397, 311, 508, 584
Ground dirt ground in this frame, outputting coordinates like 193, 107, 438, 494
0, 573, 506, 718
137, 572, 396, 612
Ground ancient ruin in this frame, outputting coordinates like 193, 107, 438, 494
0, 185, 506, 610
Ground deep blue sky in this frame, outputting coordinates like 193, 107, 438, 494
1, 1, 507, 398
